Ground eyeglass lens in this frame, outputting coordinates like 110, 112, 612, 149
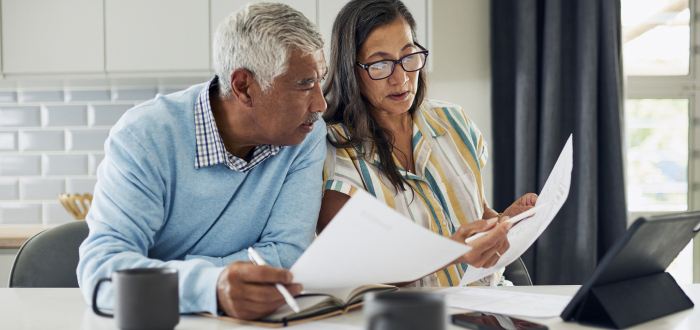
368, 53, 426, 79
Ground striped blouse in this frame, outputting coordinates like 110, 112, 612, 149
322, 99, 504, 287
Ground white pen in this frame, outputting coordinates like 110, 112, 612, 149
464, 201, 555, 244
247, 247, 301, 313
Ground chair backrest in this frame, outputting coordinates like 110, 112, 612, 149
8, 220, 89, 288
503, 257, 533, 286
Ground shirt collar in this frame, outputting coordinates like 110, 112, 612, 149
193, 76, 282, 172
366, 105, 453, 162
418, 105, 452, 137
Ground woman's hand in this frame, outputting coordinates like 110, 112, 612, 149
449, 218, 513, 268
501, 193, 538, 221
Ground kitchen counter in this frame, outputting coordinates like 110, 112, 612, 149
0, 226, 51, 248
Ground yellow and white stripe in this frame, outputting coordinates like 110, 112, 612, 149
323, 99, 504, 287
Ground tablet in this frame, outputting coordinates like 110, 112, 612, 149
561, 211, 700, 321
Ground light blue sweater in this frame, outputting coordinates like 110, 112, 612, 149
77, 83, 326, 315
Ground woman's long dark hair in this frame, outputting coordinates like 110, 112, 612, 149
323, 0, 427, 194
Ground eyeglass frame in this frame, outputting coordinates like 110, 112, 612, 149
356, 50, 429, 80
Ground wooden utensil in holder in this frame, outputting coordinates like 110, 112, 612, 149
58, 193, 93, 220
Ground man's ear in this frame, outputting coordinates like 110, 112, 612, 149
229, 68, 260, 107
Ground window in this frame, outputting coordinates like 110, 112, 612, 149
622, 0, 696, 284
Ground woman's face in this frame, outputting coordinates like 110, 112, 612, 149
356, 19, 421, 117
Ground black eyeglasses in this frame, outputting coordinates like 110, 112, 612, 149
356, 50, 429, 80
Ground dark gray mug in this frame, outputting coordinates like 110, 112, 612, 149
364, 291, 446, 330
92, 268, 179, 330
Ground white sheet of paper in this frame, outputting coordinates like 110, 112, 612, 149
291, 189, 472, 290
459, 135, 574, 286
436, 287, 572, 318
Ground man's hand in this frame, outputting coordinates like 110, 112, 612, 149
501, 193, 538, 221
217, 261, 303, 320
449, 218, 512, 268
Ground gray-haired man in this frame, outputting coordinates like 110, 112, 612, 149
78, 3, 327, 320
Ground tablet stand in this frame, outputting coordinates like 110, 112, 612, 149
573, 272, 693, 329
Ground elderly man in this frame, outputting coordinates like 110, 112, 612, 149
78, 3, 326, 320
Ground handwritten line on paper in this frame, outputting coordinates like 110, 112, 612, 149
436, 287, 572, 318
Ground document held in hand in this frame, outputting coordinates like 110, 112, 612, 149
290, 189, 473, 290
458, 134, 574, 286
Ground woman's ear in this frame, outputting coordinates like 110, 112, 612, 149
229, 68, 259, 107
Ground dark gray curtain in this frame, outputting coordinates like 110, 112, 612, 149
491, 0, 627, 285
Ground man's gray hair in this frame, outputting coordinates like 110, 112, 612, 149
213, 2, 324, 98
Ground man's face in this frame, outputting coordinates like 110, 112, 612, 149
253, 49, 327, 146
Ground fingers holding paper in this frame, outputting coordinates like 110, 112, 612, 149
450, 219, 513, 268
501, 193, 539, 221
217, 261, 303, 320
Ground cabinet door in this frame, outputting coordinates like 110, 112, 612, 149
1, 0, 104, 74
210, 0, 317, 70
105, 0, 210, 72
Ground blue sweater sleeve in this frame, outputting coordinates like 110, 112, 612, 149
183, 122, 326, 269
77, 125, 224, 315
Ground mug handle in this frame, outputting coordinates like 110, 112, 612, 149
367, 313, 391, 330
92, 277, 114, 318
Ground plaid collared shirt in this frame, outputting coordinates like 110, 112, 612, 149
194, 77, 282, 172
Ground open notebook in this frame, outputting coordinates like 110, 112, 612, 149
200, 184, 475, 327
201, 284, 397, 327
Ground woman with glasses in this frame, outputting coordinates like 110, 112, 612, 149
318, 0, 538, 287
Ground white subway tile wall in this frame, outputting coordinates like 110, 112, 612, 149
66, 129, 110, 151
66, 178, 98, 194
88, 153, 105, 175
0, 155, 41, 176
20, 179, 65, 200
90, 104, 132, 126
0, 106, 41, 127
0, 179, 18, 200
19, 91, 64, 103
112, 88, 157, 102
0, 132, 17, 151
43, 154, 89, 175
0, 85, 187, 225
0, 203, 41, 225
0, 92, 17, 103
67, 90, 111, 102
43, 202, 76, 224
19, 130, 65, 151
44, 105, 89, 126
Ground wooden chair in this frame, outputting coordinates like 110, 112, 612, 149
58, 193, 92, 220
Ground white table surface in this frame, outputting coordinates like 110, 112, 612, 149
1, 285, 699, 329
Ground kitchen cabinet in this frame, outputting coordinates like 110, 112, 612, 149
105, 0, 210, 72
0, 0, 429, 77
1, 0, 104, 74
